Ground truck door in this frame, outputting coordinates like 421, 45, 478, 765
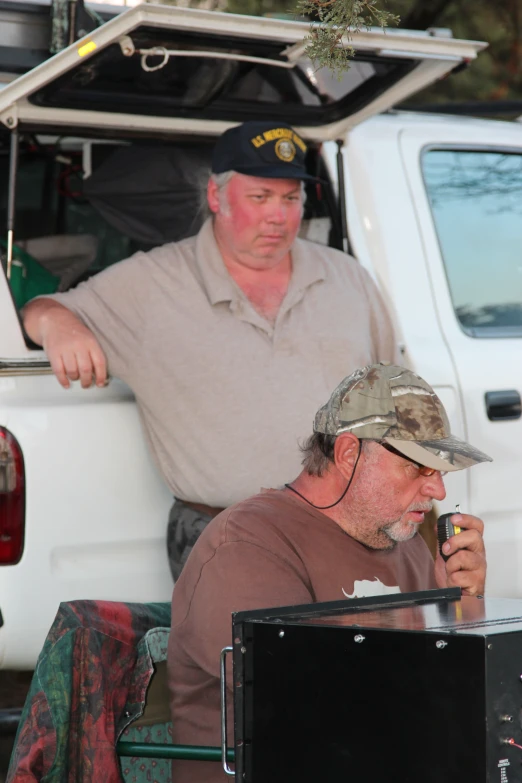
400, 121, 522, 597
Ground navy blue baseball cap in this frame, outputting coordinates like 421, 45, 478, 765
212, 120, 319, 182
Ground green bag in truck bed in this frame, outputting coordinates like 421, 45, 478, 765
0, 239, 59, 310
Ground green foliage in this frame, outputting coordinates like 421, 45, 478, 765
296, 0, 400, 76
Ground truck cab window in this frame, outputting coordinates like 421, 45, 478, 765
422, 149, 522, 337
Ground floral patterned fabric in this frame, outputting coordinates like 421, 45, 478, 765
120, 626, 173, 783
7, 600, 171, 783
120, 722, 173, 783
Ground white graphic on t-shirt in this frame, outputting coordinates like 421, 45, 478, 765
342, 578, 401, 599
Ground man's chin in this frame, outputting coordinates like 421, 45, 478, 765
383, 522, 420, 544
356, 522, 419, 551
254, 242, 289, 257
242, 246, 287, 266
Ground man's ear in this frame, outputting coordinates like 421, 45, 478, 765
207, 177, 220, 215
334, 433, 361, 480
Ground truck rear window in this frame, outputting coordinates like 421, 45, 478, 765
29, 28, 415, 126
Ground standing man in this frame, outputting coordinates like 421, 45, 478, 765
167, 363, 490, 783
22, 121, 399, 579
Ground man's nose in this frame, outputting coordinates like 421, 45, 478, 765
266, 202, 287, 223
422, 471, 446, 502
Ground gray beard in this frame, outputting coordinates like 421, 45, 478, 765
384, 520, 420, 543
360, 521, 420, 551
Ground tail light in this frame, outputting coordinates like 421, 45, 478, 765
0, 428, 25, 565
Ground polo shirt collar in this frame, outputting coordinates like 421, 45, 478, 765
195, 218, 327, 309
195, 218, 237, 306
287, 236, 327, 298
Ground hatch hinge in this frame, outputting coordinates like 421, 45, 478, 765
0, 105, 18, 131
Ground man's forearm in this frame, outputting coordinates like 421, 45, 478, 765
22, 298, 78, 347
22, 298, 108, 388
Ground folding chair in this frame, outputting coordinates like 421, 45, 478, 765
7, 600, 233, 782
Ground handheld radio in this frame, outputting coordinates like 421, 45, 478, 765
437, 505, 462, 562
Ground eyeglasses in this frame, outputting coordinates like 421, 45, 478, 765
377, 442, 447, 478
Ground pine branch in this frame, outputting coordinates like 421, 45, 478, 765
296, 0, 400, 77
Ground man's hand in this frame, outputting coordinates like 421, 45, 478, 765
22, 299, 108, 389
434, 513, 486, 596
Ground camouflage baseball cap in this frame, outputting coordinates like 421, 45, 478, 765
314, 364, 492, 472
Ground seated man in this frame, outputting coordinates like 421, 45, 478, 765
167, 363, 490, 782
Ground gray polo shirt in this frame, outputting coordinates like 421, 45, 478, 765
46, 219, 399, 507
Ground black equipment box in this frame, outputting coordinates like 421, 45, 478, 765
232, 588, 522, 782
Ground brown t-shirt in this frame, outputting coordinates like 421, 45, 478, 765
167, 489, 436, 783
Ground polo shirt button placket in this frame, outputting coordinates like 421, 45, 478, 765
274, 316, 293, 356
231, 298, 274, 340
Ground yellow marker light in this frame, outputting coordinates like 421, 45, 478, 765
78, 40, 97, 58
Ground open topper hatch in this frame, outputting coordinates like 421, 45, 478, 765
0, 4, 487, 141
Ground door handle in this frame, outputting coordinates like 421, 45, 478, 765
485, 390, 521, 421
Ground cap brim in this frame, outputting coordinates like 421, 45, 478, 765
231, 164, 323, 183
383, 435, 493, 473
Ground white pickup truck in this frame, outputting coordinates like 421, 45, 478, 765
0, 4, 521, 680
